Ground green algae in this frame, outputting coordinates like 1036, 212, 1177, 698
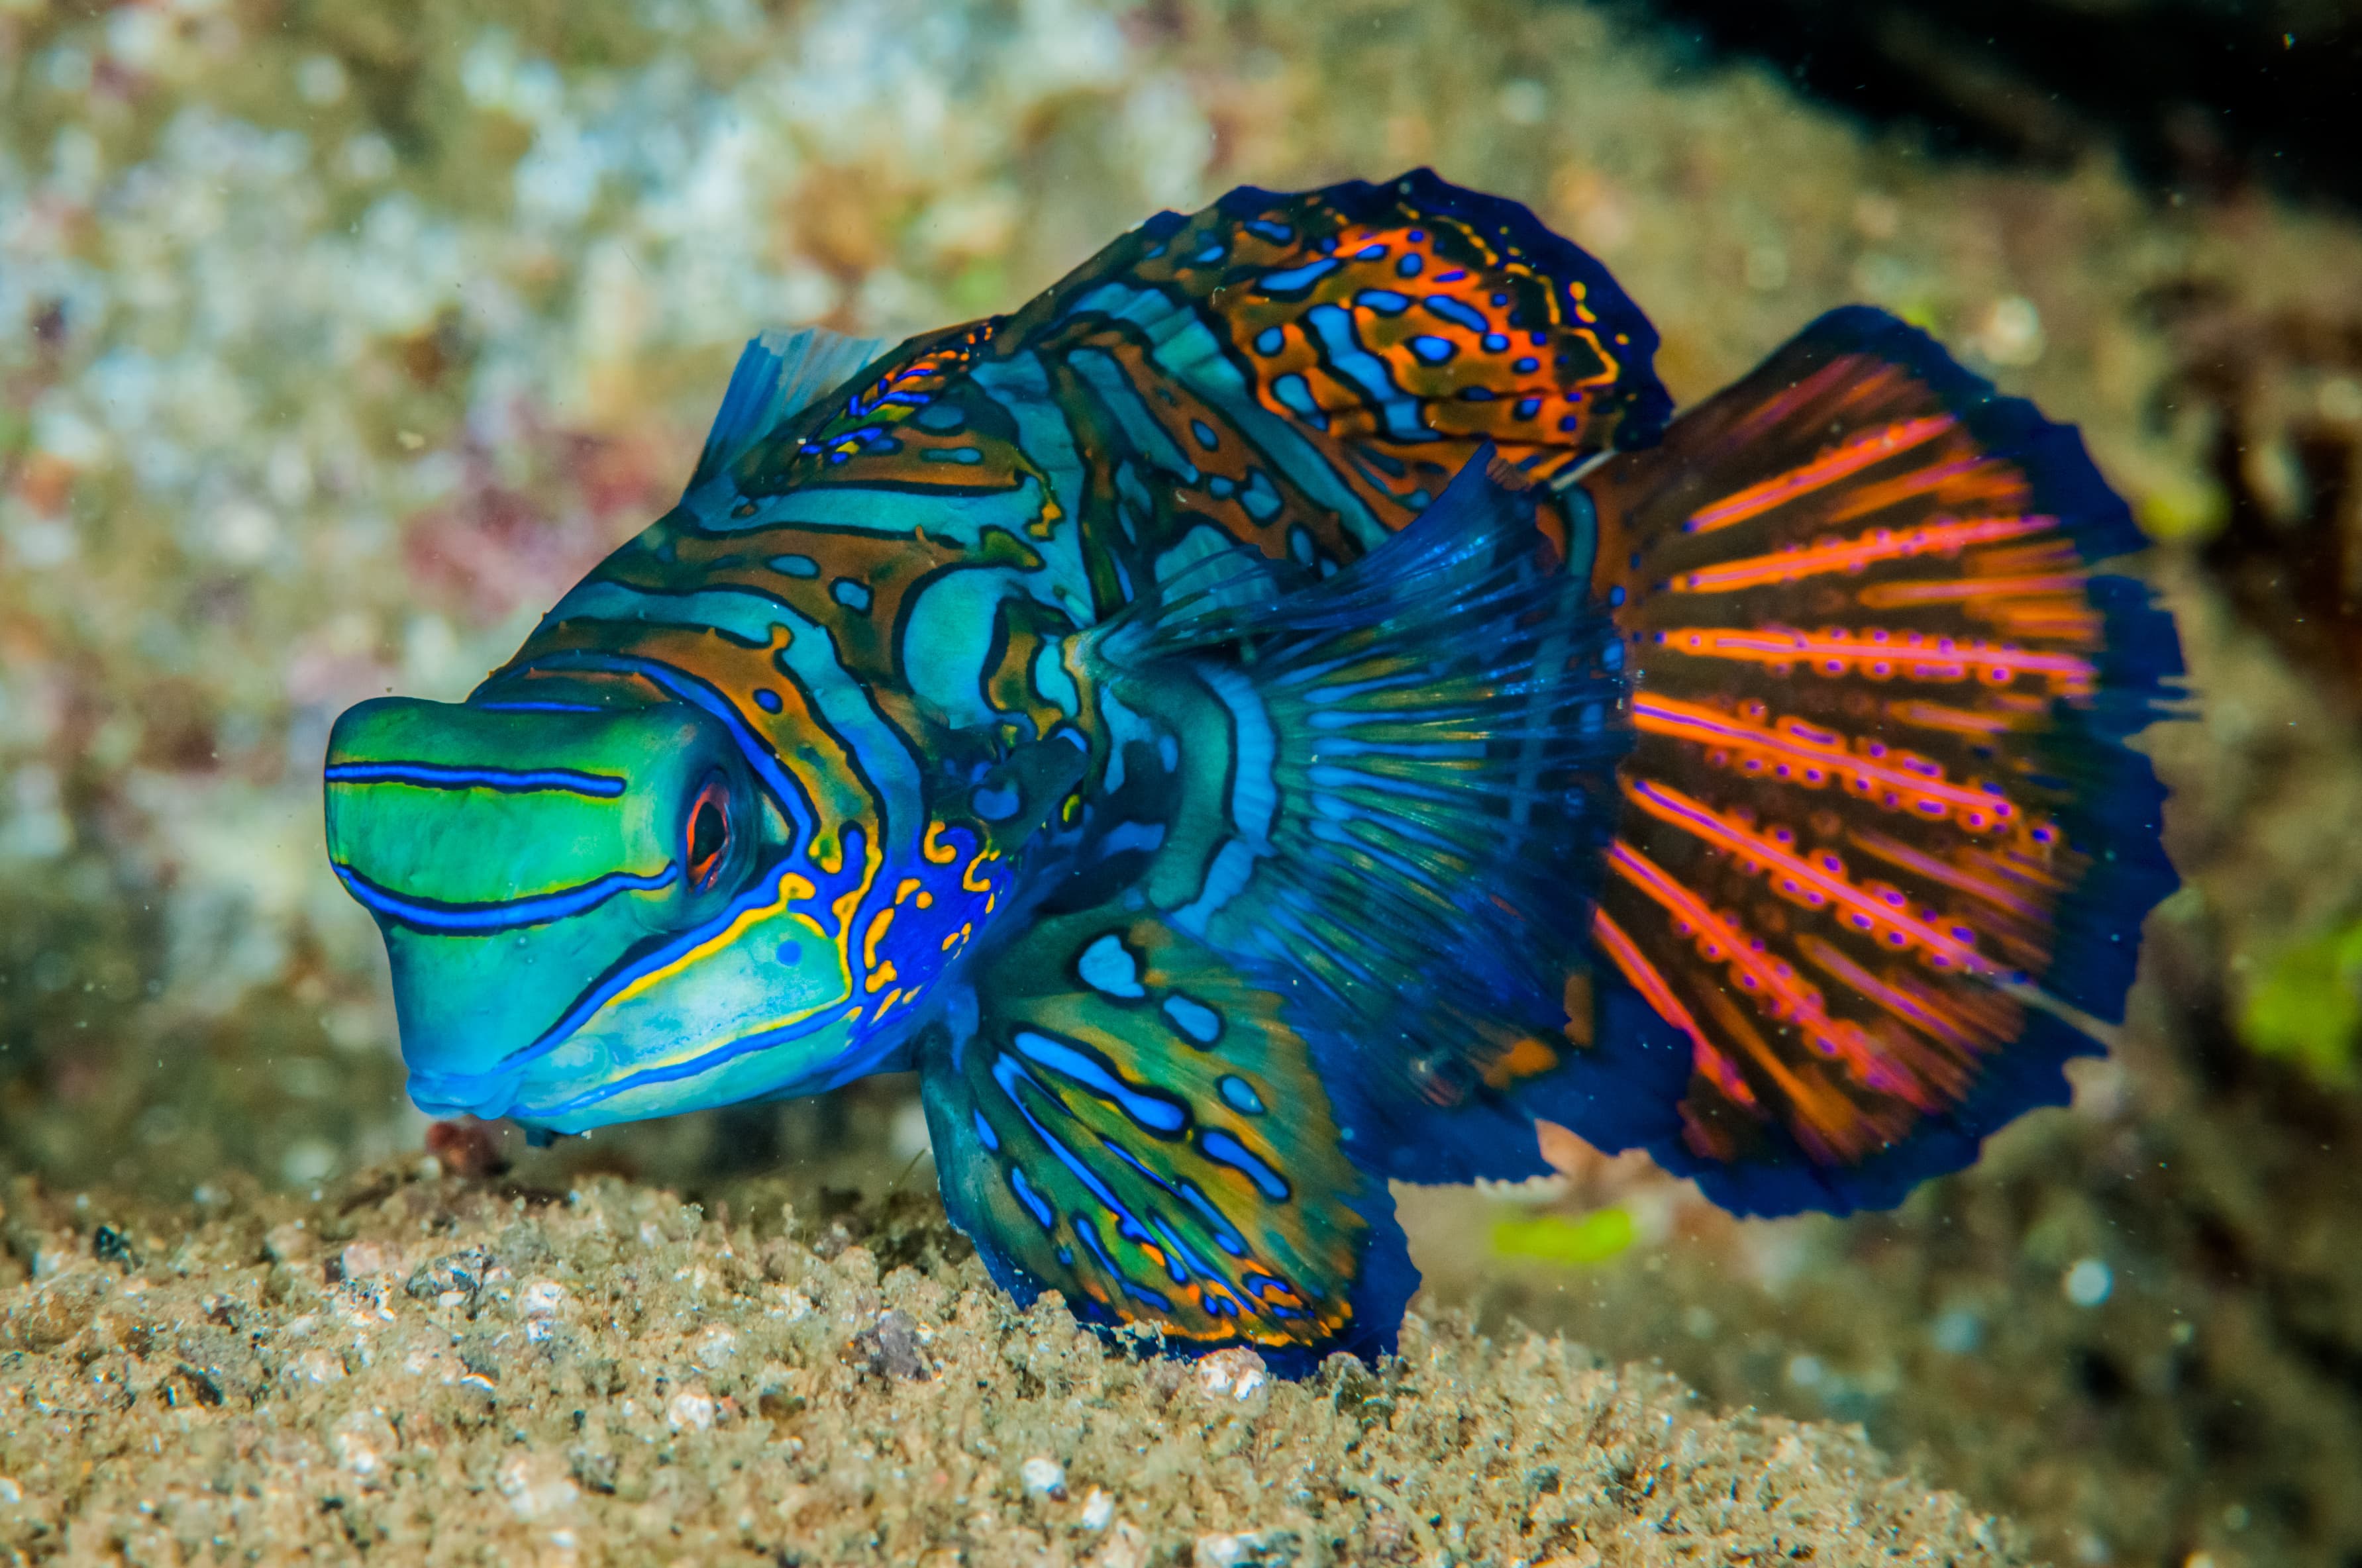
1492, 1208, 1638, 1268
2243, 918, 2362, 1087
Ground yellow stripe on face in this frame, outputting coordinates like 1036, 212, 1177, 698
601, 869, 820, 1014
577, 897, 854, 1081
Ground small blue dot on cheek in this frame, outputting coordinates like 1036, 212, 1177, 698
776, 940, 803, 965
754, 689, 783, 713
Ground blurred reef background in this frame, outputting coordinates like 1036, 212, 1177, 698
5, 1, 2362, 1563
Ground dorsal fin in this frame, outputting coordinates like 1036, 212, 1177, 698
688, 326, 894, 491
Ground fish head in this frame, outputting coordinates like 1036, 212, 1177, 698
324, 687, 917, 1133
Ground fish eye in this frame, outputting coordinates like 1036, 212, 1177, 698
684, 773, 731, 889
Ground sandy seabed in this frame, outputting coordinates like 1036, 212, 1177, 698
0, 1167, 2012, 1567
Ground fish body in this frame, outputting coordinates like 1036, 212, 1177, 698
325, 172, 2181, 1367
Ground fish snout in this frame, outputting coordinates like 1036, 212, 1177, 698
324, 695, 759, 1080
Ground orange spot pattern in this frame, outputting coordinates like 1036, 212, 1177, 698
1579, 332, 2159, 1175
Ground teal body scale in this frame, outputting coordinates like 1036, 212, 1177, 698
325, 172, 2181, 1367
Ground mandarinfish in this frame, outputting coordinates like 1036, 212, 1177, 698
325, 172, 2181, 1372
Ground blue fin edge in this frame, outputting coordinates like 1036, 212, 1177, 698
1312, 963, 1695, 1189
1653, 1009, 2100, 1218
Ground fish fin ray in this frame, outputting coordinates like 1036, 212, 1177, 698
690, 326, 896, 490
1092, 448, 1691, 1183
1576, 305, 2181, 1214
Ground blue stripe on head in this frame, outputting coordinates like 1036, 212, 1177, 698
325, 761, 627, 797
335, 862, 676, 934
474, 861, 847, 1081
472, 701, 613, 714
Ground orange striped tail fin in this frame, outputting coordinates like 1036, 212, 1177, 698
1570, 306, 2181, 1215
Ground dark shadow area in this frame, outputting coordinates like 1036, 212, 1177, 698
1608, 0, 2362, 210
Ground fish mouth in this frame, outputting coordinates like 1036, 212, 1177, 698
391, 854, 861, 1116
404, 998, 882, 1134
